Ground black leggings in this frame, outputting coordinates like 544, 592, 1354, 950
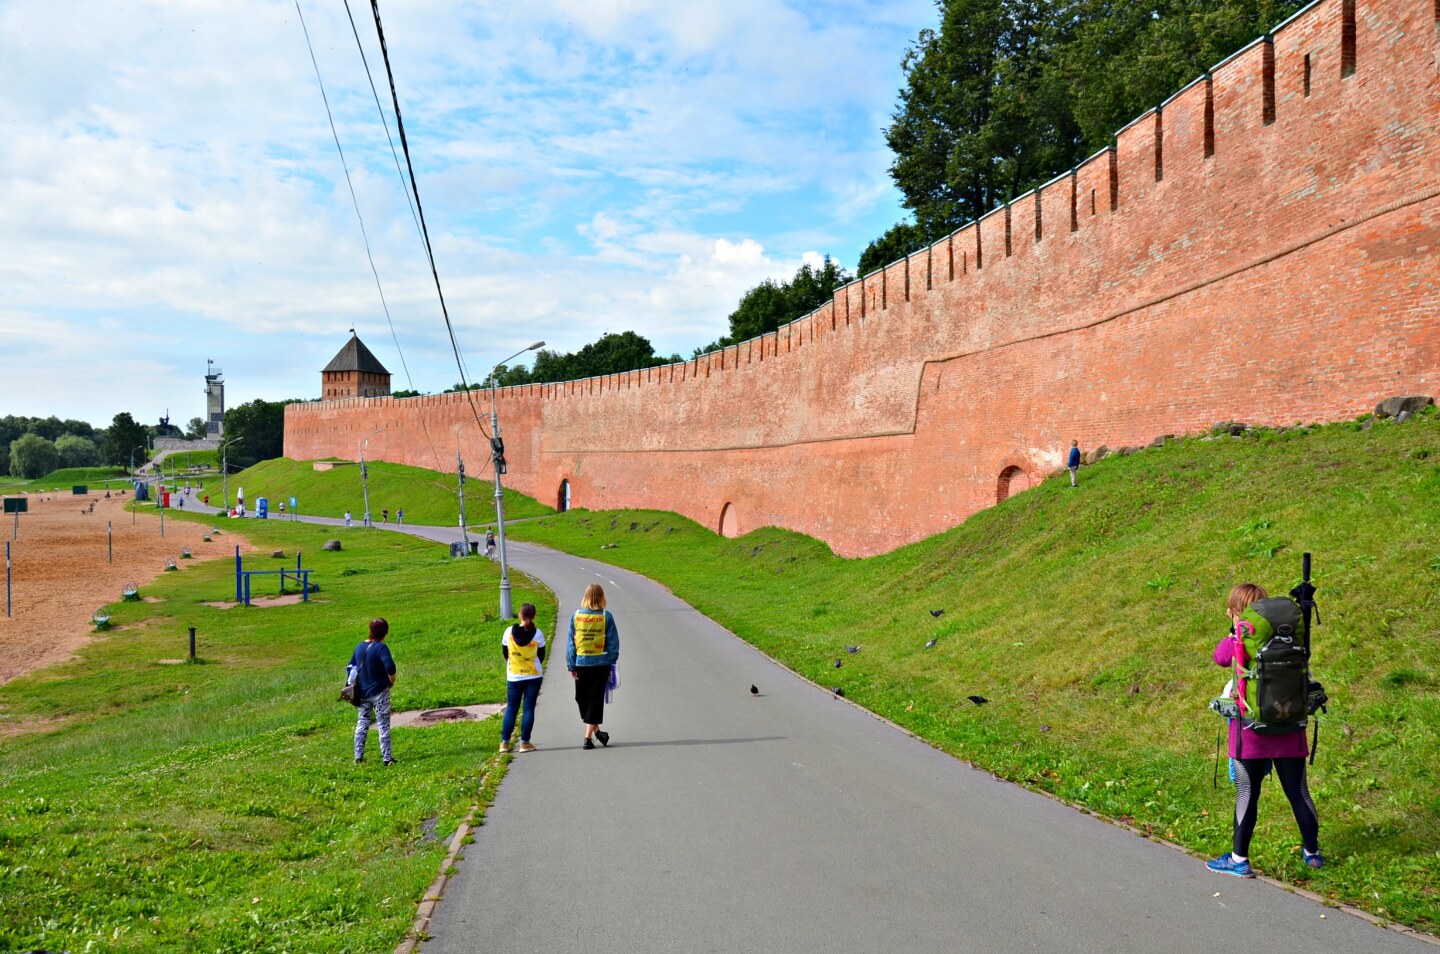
1233, 757, 1320, 856
574, 666, 609, 725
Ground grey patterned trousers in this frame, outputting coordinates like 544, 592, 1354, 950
355, 688, 393, 762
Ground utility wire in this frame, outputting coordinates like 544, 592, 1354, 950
365, 0, 492, 439
295, 0, 444, 471
340, 0, 424, 249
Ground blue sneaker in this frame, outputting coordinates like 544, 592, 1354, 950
1206, 853, 1254, 878
1303, 849, 1325, 869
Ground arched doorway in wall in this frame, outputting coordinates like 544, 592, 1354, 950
996, 465, 1031, 504
719, 502, 740, 538
557, 479, 571, 512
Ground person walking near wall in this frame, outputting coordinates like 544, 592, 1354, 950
350, 617, 398, 766
344, 510, 352, 528
1206, 584, 1322, 877
567, 583, 620, 749
1067, 441, 1082, 487
499, 603, 545, 754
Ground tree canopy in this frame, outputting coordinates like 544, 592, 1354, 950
695, 257, 850, 356
475, 332, 682, 389
222, 400, 294, 469
8, 434, 60, 479
101, 413, 150, 468
866, 0, 1305, 269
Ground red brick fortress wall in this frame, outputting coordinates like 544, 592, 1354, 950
286, 0, 1440, 557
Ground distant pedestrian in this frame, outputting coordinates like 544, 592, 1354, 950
349, 618, 398, 766
278, 501, 286, 516
344, 510, 352, 528
382, 508, 388, 524
499, 603, 546, 754
396, 507, 403, 527
484, 528, 496, 557
1067, 440, 1082, 487
567, 583, 620, 749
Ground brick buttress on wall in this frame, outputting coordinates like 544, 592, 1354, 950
286, 0, 1440, 558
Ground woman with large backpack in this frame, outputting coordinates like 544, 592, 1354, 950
1206, 583, 1323, 877
566, 583, 619, 749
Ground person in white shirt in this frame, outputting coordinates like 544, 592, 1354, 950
499, 603, 546, 754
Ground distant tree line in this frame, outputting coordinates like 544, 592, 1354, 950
2, 412, 149, 478
0, 401, 307, 479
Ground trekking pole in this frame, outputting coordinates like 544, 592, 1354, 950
1212, 728, 1223, 789
1290, 551, 1319, 651
1290, 552, 1324, 765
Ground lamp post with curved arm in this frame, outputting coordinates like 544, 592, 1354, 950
490, 341, 544, 619
220, 437, 244, 510
454, 417, 483, 554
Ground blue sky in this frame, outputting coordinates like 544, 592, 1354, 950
0, 0, 934, 427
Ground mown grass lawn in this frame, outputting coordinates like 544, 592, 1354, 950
0, 515, 556, 953
0, 466, 135, 495
507, 410, 1440, 933
223, 458, 553, 527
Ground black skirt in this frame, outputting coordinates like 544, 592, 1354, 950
574, 665, 609, 725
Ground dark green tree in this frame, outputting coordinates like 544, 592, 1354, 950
886, 0, 1081, 235
697, 257, 851, 355
185, 417, 209, 440
222, 400, 291, 468
1059, 0, 1305, 152
55, 434, 101, 468
101, 412, 149, 468
881, 0, 1304, 246
857, 221, 930, 276
9, 433, 60, 478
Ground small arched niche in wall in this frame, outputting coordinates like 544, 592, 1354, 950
996, 465, 1031, 504
557, 479, 572, 513
719, 501, 740, 538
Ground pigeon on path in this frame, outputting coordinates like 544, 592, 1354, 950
930, 609, 944, 618
833, 687, 846, 698
750, 684, 759, 696
966, 695, 989, 706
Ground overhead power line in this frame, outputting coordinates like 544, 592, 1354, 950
363, 0, 492, 437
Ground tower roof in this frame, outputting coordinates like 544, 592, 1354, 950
323, 333, 389, 375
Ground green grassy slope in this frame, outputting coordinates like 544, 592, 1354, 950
0, 466, 133, 493
508, 410, 1440, 931
0, 516, 555, 953
225, 457, 554, 525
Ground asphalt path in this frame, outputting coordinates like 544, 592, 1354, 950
184, 502, 1428, 952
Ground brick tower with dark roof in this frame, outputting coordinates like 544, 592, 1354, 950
321, 332, 391, 400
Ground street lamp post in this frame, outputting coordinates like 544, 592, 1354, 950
220, 437, 244, 510
130, 445, 146, 475
454, 418, 482, 554
359, 428, 384, 528
490, 341, 545, 619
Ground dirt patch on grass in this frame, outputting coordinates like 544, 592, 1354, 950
200, 593, 324, 609
0, 494, 254, 685
390, 704, 503, 728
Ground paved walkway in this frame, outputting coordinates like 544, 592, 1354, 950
188, 503, 1429, 952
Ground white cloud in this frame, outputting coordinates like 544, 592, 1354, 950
0, 0, 932, 424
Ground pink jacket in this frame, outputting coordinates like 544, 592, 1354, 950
1214, 633, 1307, 760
